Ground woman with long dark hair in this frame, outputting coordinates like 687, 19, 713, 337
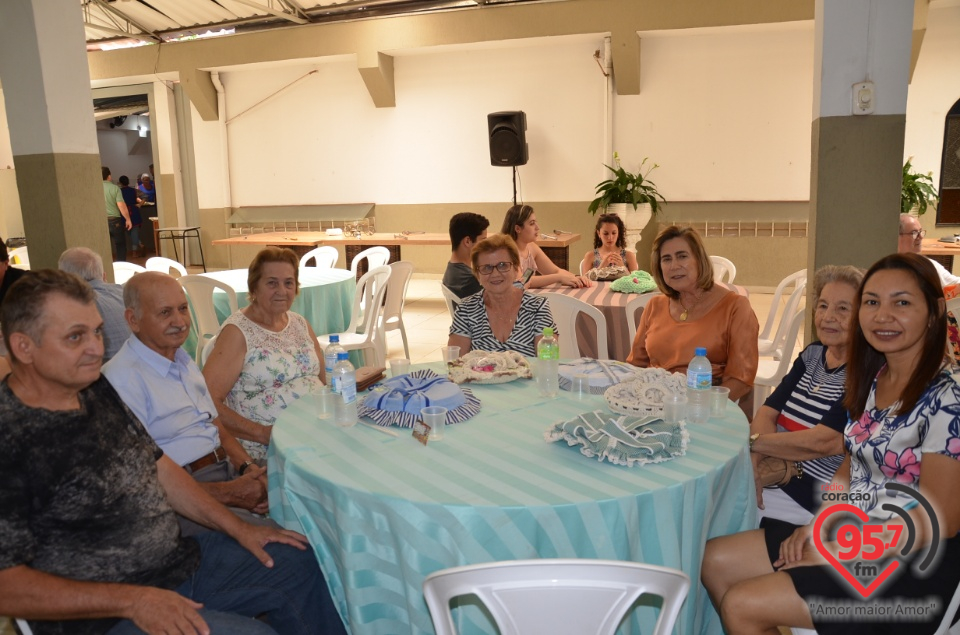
702, 253, 960, 635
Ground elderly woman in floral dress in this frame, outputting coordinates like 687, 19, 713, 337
203, 247, 325, 461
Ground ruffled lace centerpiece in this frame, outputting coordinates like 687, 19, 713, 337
603, 367, 687, 417
545, 410, 688, 467
359, 369, 480, 428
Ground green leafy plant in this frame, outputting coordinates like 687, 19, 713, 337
901, 158, 939, 216
587, 152, 667, 216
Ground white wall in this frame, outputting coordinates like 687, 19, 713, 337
0, 88, 24, 239
96, 126, 151, 184
615, 23, 815, 202
904, 0, 960, 187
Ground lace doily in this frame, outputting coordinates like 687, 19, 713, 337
448, 350, 532, 384
603, 367, 687, 416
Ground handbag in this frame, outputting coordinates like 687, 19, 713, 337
756, 456, 800, 488
355, 366, 386, 392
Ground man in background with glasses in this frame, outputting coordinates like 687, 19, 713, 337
898, 213, 960, 286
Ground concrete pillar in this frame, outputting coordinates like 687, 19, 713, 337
0, 0, 112, 273
808, 0, 915, 280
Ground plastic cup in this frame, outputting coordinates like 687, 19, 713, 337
571, 373, 590, 400
710, 386, 731, 418
662, 393, 687, 425
442, 346, 460, 364
389, 358, 411, 376
315, 385, 335, 420
422, 406, 447, 441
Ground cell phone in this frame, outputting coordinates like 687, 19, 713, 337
520, 268, 535, 285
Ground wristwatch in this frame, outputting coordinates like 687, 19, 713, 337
748, 433, 760, 450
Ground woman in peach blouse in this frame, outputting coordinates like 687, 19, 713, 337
627, 226, 759, 410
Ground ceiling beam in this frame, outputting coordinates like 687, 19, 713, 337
227, 0, 310, 25
89, 0, 162, 42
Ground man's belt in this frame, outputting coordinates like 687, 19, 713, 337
185, 446, 227, 472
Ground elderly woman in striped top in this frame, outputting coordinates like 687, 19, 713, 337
448, 234, 556, 358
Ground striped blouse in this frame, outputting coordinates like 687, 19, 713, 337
449, 290, 557, 357
764, 342, 848, 512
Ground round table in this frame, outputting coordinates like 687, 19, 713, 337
183, 267, 356, 359
267, 362, 755, 635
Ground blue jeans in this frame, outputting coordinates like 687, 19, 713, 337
108, 217, 126, 261
106, 532, 345, 635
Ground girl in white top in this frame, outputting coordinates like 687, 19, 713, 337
501, 204, 592, 289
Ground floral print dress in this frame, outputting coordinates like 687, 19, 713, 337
846, 366, 960, 520
223, 311, 322, 460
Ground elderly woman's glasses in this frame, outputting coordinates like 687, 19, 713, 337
900, 229, 926, 240
477, 262, 513, 275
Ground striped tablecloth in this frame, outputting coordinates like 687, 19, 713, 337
268, 362, 755, 635
531, 283, 653, 361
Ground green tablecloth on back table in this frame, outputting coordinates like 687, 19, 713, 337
184, 267, 356, 359
268, 362, 756, 635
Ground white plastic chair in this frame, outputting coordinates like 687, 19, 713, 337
200, 333, 218, 368
324, 265, 391, 367
625, 292, 662, 345
350, 246, 390, 276
710, 255, 737, 284
8, 246, 29, 269
759, 270, 807, 359
753, 307, 805, 414
146, 256, 188, 277
112, 261, 146, 285
299, 246, 339, 269
16, 619, 34, 635
381, 261, 414, 359
440, 284, 463, 319
422, 559, 690, 635
179, 275, 239, 363
541, 292, 609, 359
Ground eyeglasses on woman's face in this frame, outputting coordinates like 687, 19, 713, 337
477, 261, 514, 275
899, 229, 926, 240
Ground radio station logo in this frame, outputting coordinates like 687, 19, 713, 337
813, 483, 940, 599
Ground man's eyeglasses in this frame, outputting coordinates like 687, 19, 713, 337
899, 229, 926, 240
477, 261, 514, 275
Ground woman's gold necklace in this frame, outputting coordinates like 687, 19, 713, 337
678, 292, 703, 321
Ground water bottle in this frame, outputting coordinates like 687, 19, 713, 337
536, 327, 560, 398
332, 352, 358, 428
686, 347, 712, 424
324, 335, 345, 380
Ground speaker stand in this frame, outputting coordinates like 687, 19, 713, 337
512, 166, 518, 207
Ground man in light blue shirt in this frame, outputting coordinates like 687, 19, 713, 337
57, 247, 130, 361
103, 271, 272, 534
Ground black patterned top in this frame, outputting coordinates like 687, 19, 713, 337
449, 290, 556, 357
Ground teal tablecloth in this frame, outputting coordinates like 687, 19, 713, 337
268, 363, 755, 635
183, 267, 356, 359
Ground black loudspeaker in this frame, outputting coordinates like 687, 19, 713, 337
487, 111, 528, 166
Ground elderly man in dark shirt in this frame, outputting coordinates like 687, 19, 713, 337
0, 270, 345, 635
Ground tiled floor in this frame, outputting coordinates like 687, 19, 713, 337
385, 275, 794, 365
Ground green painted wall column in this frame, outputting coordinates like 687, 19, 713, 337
0, 0, 112, 274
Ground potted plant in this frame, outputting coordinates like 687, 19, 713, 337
902, 157, 939, 216
588, 152, 667, 248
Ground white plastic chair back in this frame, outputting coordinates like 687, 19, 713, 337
710, 255, 737, 284
300, 246, 339, 269
625, 292, 662, 345
758, 269, 807, 356
423, 559, 690, 635
541, 292, 609, 359
179, 275, 238, 363
16, 619, 34, 635
382, 261, 415, 359
200, 333, 218, 368
146, 256, 188, 278
112, 261, 146, 285
328, 266, 391, 367
753, 307, 805, 414
933, 574, 960, 634
350, 246, 390, 276
9, 246, 29, 269
440, 284, 463, 319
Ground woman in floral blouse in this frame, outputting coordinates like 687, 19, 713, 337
703, 253, 960, 635
203, 247, 325, 461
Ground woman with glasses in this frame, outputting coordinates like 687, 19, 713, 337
448, 234, 556, 357
502, 204, 593, 289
